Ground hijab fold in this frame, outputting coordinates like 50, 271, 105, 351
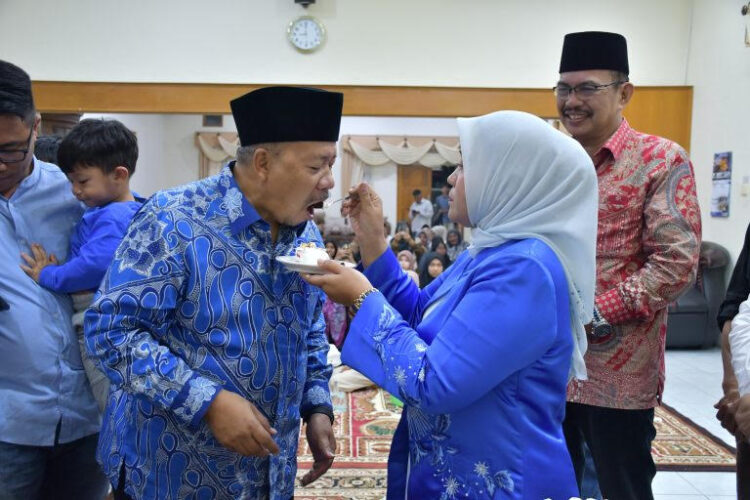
457, 111, 597, 381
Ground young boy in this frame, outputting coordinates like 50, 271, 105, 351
20, 118, 144, 411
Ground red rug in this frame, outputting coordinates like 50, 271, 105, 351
294, 388, 736, 498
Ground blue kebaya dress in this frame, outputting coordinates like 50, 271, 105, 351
342, 238, 578, 499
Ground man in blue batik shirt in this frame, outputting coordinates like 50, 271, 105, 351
0, 60, 108, 499
85, 86, 341, 500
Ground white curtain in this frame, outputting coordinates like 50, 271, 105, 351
340, 135, 460, 198
347, 137, 459, 167
196, 133, 239, 178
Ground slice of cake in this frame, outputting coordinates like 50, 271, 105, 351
295, 243, 330, 265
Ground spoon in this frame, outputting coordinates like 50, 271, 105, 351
323, 193, 358, 209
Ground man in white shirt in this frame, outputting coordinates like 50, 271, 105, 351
408, 188, 433, 234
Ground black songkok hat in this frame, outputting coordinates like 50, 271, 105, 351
230, 86, 343, 146
559, 31, 629, 75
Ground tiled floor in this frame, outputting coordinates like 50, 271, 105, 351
651, 348, 736, 499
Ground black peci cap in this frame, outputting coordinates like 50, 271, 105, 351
559, 31, 629, 75
230, 86, 343, 146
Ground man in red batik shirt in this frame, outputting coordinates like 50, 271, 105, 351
554, 31, 702, 500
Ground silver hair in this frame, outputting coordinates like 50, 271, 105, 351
235, 143, 282, 165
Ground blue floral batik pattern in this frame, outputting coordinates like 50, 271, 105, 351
85, 164, 332, 500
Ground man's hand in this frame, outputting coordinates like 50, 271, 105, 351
715, 390, 741, 435
300, 413, 336, 486
735, 394, 750, 439
204, 389, 280, 457
20, 243, 57, 283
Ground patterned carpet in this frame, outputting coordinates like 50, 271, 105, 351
652, 402, 736, 472
294, 387, 736, 499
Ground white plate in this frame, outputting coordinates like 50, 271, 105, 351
276, 256, 356, 275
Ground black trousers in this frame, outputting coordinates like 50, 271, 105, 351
563, 402, 656, 500
112, 464, 132, 500
737, 437, 750, 498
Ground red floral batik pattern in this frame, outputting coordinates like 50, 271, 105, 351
568, 119, 702, 410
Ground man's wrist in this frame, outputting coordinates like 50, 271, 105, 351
723, 381, 740, 396
303, 406, 334, 425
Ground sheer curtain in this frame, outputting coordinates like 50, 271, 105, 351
195, 133, 239, 178
340, 135, 460, 198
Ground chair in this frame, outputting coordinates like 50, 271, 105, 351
666, 241, 730, 349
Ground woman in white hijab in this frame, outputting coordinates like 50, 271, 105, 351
304, 110, 597, 499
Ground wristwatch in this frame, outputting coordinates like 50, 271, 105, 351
590, 305, 613, 338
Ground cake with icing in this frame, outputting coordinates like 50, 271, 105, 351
295, 244, 330, 265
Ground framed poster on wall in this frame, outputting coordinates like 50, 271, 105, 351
710, 151, 732, 218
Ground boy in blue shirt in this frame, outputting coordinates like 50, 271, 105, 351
20, 118, 144, 410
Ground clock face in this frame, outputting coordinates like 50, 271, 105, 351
288, 16, 325, 52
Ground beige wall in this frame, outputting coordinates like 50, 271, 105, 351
687, 0, 750, 263
7, 0, 750, 264
3, 0, 691, 86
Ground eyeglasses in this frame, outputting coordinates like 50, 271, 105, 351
0, 127, 35, 164
552, 80, 625, 99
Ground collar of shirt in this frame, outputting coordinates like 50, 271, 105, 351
222, 161, 306, 237
5, 156, 42, 200
593, 118, 633, 168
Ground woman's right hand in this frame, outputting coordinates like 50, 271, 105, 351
343, 183, 387, 267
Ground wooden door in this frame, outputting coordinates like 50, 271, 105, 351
397, 164, 433, 226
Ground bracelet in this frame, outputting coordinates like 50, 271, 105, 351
352, 287, 378, 313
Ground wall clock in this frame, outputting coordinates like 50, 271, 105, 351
288, 16, 326, 53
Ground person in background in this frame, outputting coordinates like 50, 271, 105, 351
337, 241, 357, 265
323, 291, 348, 349
303, 110, 597, 499
350, 239, 362, 264
430, 224, 447, 243
715, 220, 750, 497
0, 59, 108, 499
446, 228, 468, 263
408, 188, 433, 234
419, 236, 449, 269
555, 32, 701, 500
431, 237, 449, 264
434, 184, 451, 226
417, 229, 430, 250
390, 227, 426, 261
19, 118, 145, 412
384, 218, 393, 245
33, 134, 62, 164
85, 86, 340, 499
418, 251, 448, 288
397, 249, 420, 285
324, 239, 338, 259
